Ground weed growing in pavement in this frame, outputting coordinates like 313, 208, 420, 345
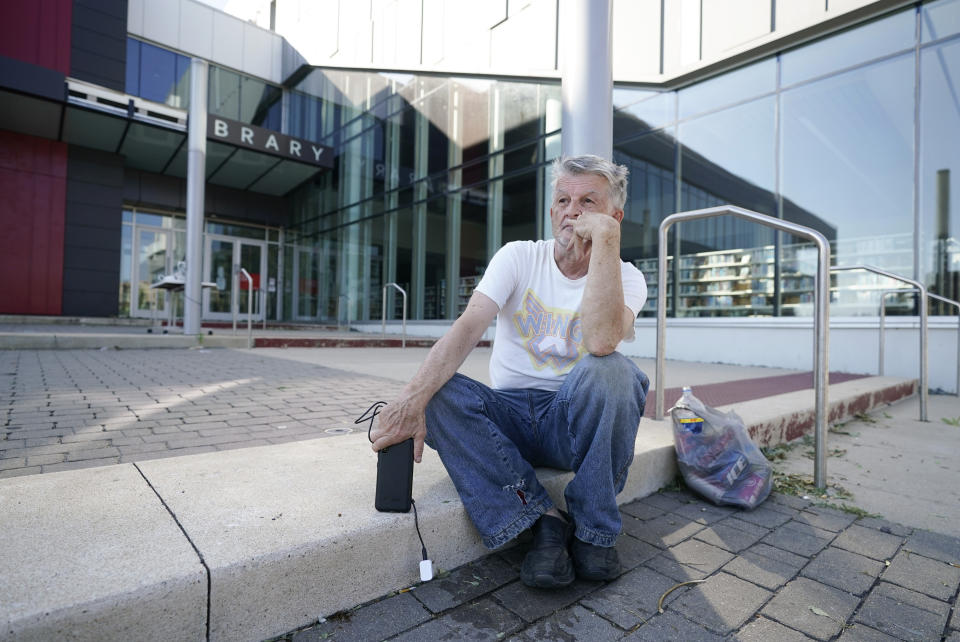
659, 474, 689, 494
828, 502, 881, 519
771, 468, 882, 519
942, 416, 960, 427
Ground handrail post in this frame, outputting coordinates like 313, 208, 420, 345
879, 288, 918, 376
928, 292, 960, 397
382, 283, 408, 348
240, 268, 253, 349
831, 265, 927, 421
657, 205, 831, 488
232, 268, 238, 335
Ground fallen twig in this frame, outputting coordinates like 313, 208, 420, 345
657, 580, 706, 613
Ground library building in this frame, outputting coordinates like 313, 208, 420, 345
0, 0, 957, 362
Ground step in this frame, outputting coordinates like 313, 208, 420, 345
0, 377, 915, 641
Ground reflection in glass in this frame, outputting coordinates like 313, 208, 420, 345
501, 171, 538, 245
207, 240, 233, 314
616, 128, 676, 318
238, 243, 262, 317
920, 39, 960, 311
135, 228, 169, 314
614, 87, 660, 111
922, 0, 960, 43
675, 97, 777, 317
782, 54, 914, 315
209, 66, 241, 121
119, 225, 132, 316
614, 92, 675, 138
780, 9, 915, 87
125, 38, 140, 96
208, 66, 282, 129
128, 39, 191, 108
678, 58, 775, 119
679, 96, 775, 218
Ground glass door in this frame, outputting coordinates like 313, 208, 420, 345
206, 238, 234, 316
293, 246, 319, 320
237, 241, 264, 319
131, 227, 172, 318
203, 236, 267, 321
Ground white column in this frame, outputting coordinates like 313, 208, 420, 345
560, 0, 614, 159
183, 58, 208, 336
445, 83, 463, 320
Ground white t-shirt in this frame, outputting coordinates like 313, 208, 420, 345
474, 239, 647, 391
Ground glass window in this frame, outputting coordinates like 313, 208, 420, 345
501, 170, 538, 244
678, 58, 776, 119
125, 38, 140, 96
782, 54, 915, 314
118, 224, 132, 316
614, 87, 660, 111
919, 38, 960, 309
616, 127, 677, 260
209, 66, 241, 121
677, 95, 776, 317
206, 221, 267, 239
240, 75, 282, 130
289, 90, 323, 142
922, 0, 960, 42
499, 81, 548, 148
781, 9, 916, 87
615, 91, 675, 136
136, 40, 190, 108
679, 96, 776, 216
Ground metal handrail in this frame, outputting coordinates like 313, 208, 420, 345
657, 205, 831, 488
927, 292, 960, 397
878, 289, 960, 398
381, 283, 408, 348
239, 268, 253, 349
878, 288, 915, 376
831, 265, 927, 421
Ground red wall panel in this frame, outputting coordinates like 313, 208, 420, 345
0, 130, 67, 315
0, 0, 72, 73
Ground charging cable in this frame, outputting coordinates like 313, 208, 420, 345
356, 401, 433, 582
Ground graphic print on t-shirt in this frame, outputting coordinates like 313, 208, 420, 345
512, 289, 586, 373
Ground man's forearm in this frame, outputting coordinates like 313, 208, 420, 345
580, 230, 626, 355
397, 294, 495, 409
400, 323, 481, 408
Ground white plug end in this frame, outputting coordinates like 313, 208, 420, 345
419, 559, 433, 582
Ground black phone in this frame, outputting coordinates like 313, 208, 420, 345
375, 438, 414, 512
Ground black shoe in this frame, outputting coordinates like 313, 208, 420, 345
570, 538, 620, 581
520, 514, 575, 588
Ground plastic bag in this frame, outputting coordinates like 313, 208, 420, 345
670, 386, 772, 509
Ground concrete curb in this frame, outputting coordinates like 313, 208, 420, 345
0, 377, 916, 641
0, 333, 202, 350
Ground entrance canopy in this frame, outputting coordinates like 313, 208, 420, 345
0, 57, 332, 197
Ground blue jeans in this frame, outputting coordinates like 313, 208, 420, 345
424, 352, 649, 549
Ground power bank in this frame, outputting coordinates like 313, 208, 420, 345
375, 438, 414, 512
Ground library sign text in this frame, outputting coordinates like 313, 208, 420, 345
207, 116, 332, 168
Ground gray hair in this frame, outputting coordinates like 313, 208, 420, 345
551, 155, 629, 210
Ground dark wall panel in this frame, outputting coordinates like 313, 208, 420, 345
0, 0, 72, 73
70, 0, 127, 91
0, 130, 67, 315
123, 169, 289, 227
63, 146, 124, 316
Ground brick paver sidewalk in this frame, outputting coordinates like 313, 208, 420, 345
0, 349, 403, 478
278, 490, 960, 642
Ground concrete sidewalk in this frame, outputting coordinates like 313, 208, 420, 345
0, 342, 948, 641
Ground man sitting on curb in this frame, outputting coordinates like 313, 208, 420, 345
370, 154, 650, 588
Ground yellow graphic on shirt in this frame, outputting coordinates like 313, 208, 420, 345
512, 289, 586, 373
